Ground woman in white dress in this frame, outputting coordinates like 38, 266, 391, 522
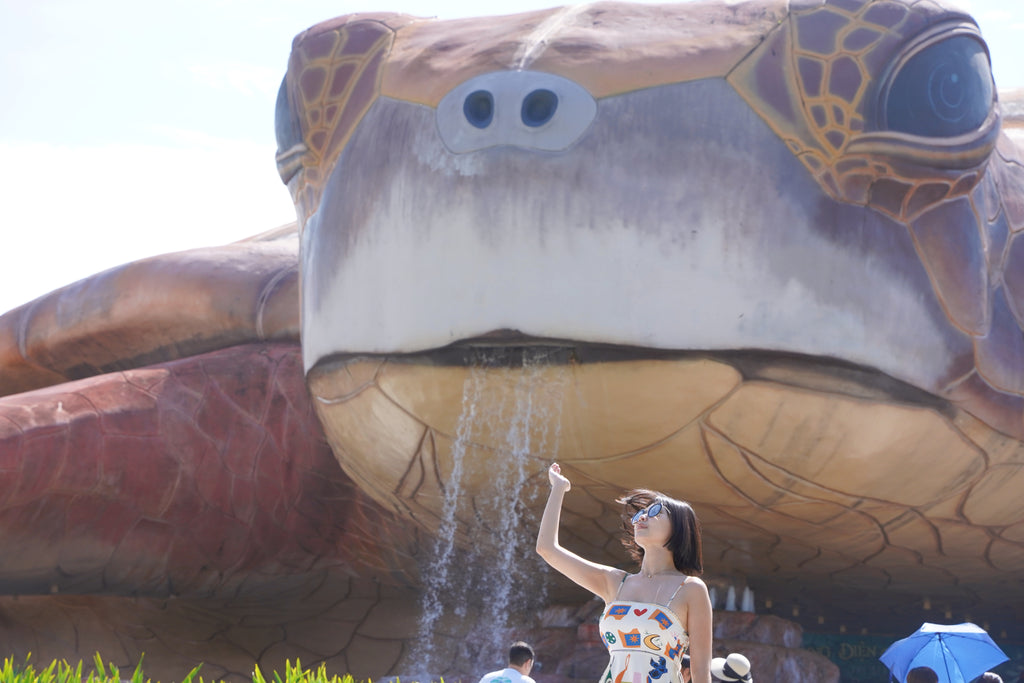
536, 463, 712, 683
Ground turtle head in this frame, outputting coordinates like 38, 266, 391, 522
275, 0, 1021, 403
274, 0, 1024, 631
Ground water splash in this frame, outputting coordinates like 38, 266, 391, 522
413, 368, 481, 653
410, 348, 568, 675
477, 351, 564, 652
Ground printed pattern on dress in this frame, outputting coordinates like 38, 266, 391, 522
601, 602, 689, 662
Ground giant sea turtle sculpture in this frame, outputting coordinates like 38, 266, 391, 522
1, 0, 1024, 679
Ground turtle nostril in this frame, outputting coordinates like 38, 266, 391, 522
463, 90, 494, 129
438, 72, 594, 152
521, 89, 558, 127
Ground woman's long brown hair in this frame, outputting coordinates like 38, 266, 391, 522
617, 488, 703, 575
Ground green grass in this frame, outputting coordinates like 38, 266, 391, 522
253, 660, 362, 683
0, 655, 368, 683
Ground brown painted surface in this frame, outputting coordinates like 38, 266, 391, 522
0, 343, 436, 679
0, 583, 427, 683
379, 1, 790, 105
308, 352, 1024, 634
0, 343, 418, 596
0, 228, 300, 398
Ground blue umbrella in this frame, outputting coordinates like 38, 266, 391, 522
880, 622, 1009, 683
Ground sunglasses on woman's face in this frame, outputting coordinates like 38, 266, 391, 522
631, 502, 664, 525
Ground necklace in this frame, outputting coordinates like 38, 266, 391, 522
642, 569, 676, 579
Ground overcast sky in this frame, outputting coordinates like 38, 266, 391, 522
0, 0, 1021, 316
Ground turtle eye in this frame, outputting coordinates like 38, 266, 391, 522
882, 34, 994, 138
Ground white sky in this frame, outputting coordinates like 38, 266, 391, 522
0, 0, 1021, 316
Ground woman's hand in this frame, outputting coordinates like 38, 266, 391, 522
548, 463, 571, 492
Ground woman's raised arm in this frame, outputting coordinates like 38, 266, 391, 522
535, 463, 623, 602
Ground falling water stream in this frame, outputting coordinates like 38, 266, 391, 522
410, 348, 569, 676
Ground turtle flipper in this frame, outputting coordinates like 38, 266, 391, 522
0, 342, 413, 597
0, 230, 300, 398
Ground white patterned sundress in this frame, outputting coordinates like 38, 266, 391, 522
597, 580, 690, 683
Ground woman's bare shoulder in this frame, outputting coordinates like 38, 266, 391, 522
683, 575, 708, 589
676, 575, 710, 601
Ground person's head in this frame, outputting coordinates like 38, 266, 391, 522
973, 674, 1003, 683
508, 641, 534, 674
681, 654, 691, 682
618, 489, 703, 575
907, 667, 939, 683
710, 653, 752, 682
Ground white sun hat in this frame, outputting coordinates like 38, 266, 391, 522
710, 653, 752, 682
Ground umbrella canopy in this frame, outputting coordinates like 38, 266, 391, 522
880, 622, 1009, 683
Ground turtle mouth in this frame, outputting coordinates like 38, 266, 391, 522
314, 331, 950, 413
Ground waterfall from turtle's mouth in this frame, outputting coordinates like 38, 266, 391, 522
410, 348, 565, 675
